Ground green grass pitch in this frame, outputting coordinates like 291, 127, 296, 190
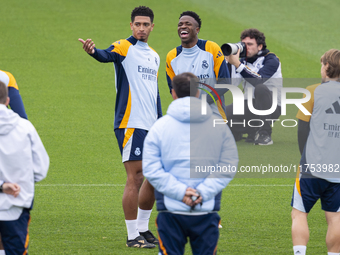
1, 0, 339, 254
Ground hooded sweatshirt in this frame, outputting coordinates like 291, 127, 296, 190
143, 97, 238, 214
0, 105, 49, 220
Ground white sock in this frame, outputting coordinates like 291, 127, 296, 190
0, 250, 5, 255
293, 245, 306, 255
125, 219, 139, 240
137, 208, 152, 233
328, 253, 340, 255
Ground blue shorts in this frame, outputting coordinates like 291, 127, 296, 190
0, 208, 30, 255
114, 128, 148, 162
156, 212, 220, 255
291, 173, 340, 213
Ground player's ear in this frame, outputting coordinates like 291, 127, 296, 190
171, 89, 178, 100
5, 97, 10, 107
130, 22, 133, 31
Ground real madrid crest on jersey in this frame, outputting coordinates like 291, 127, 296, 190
202, 60, 209, 69
256, 62, 262, 70
135, 147, 141, 156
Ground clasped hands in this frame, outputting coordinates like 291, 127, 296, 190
182, 187, 202, 208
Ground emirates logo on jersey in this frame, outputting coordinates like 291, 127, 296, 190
202, 60, 209, 69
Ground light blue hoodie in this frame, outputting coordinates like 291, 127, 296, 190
143, 97, 238, 213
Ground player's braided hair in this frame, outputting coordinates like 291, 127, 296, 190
241, 28, 267, 50
131, 6, 154, 23
179, 11, 202, 28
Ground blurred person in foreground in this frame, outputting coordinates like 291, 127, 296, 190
0, 81, 49, 255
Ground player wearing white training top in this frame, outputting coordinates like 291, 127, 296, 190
0, 70, 27, 119
79, 6, 161, 248
166, 11, 230, 120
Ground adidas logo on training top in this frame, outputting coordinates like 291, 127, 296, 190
295, 251, 301, 254
325, 98, 340, 114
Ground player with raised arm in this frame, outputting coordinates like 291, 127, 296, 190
79, 6, 161, 248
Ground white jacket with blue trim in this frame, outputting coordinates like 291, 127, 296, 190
143, 97, 238, 213
0, 105, 49, 220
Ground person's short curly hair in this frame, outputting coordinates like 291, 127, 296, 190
241, 28, 267, 50
179, 11, 201, 28
131, 6, 154, 23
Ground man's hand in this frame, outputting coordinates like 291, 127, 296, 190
182, 187, 201, 207
3, 183, 20, 197
225, 49, 241, 68
193, 194, 202, 206
78, 38, 95, 54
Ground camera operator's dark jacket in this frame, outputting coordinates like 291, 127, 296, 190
228, 48, 283, 105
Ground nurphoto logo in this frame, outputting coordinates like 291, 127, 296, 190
198, 81, 313, 128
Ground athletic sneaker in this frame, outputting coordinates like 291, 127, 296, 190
245, 132, 255, 143
254, 132, 273, 145
139, 230, 159, 245
126, 235, 156, 248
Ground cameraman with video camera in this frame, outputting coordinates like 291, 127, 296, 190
224, 28, 282, 145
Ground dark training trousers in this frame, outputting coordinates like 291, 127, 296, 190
0, 209, 30, 255
156, 212, 220, 255
225, 84, 281, 137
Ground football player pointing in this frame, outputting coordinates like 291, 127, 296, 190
79, 6, 161, 249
